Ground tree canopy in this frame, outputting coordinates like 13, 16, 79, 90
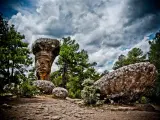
50, 37, 100, 98
148, 31, 160, 98
0, 14, 32, 92
113, 48, 146, 70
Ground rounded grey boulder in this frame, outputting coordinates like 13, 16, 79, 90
33, 80, 55, 94
52, 87, 68, 99
94, 62, 157, 102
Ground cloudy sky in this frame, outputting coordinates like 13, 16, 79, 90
1, 0, 160, 72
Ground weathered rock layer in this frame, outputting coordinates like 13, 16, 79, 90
32, 38, 60, 80
94, 62, 157, 101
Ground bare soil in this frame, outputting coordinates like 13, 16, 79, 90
0, 96, 160, 120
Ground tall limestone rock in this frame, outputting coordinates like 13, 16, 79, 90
32, 38, 60, 94
32, 38, 60, 80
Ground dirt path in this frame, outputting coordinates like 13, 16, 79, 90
0, 96, 160, 120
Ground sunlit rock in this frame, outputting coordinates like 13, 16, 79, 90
94, 62, 157, 102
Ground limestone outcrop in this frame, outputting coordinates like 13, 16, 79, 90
94, 62, 157, 101
52, 87, 68, 99
33, 80, 55, 94
32, 38, 60, 80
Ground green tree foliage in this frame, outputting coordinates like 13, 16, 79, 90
19, 79, 40, 97
3, 78, 40, 97
100, 70, 109, 77
0, 14, 32, 93
113, 48, 146, 70
50, 37, 100, 98
81, 78, 102, 105
28, 67, 36, 81
148, 32, 160, 100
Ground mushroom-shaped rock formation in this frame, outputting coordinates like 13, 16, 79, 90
32, 38, 60, 80
94, 62, 157, 102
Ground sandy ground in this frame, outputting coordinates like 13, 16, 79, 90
0, 96, 160, 120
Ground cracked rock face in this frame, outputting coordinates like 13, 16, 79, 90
94, 62, 157, 101
32, 38, 60, 80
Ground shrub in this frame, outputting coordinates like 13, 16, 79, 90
66, 76, 82, 98
140, 96, 148, 104
3, 78, 39, 98
3, 83, 19, 95
19, 80, 40, 97
81, 78, 94, 86
81, 79, 103, 105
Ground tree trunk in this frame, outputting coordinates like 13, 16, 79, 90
11, 60, 14, 83
62, 62, 67, 88
7, 59, 10, 84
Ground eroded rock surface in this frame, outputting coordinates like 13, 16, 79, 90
94, 62, 157, 101
52, 87, 68, 99
32, 38, 60, 80
33, 80, 55, 94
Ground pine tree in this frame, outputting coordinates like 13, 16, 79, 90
0, 14, 32, 92
50, 37, 100, 98
113, 48, 146, 70
149, 32, 160, 99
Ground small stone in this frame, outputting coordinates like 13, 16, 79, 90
52, 87, 68, 99
43, 113, 49, 116
51, 116, 62, 120
43, 116, 50, 119
1, 103, 12, 109
74, 114, 81, 118
35, 111, 41, 114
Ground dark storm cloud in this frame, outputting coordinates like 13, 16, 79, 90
80, 0, 160, 49
0, 0, 20, 6
9, 0, 160, 71
0, 0, 20, 17
0, 0, 35, 17
125, 0, 160, 26
119, 0, 160, 47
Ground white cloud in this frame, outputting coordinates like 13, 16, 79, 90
9, 0, 159, 73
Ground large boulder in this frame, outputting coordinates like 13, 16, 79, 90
52, 87, 68, 99
33, 80, 55, 94
94, 62, 157, 102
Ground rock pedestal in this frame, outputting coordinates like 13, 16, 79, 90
32, 38, 60, 80
32, 38, 60, 94
94, 62, 157, 102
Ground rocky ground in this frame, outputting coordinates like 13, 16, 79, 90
0, 96, 160, 120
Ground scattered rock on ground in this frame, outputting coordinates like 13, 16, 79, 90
136, 104, 155, 112
33, 80, 55, 94
1, 103, 12, 109
51, 116, 62, 120
52, 87, 68, 99
0, 96, 160, 120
